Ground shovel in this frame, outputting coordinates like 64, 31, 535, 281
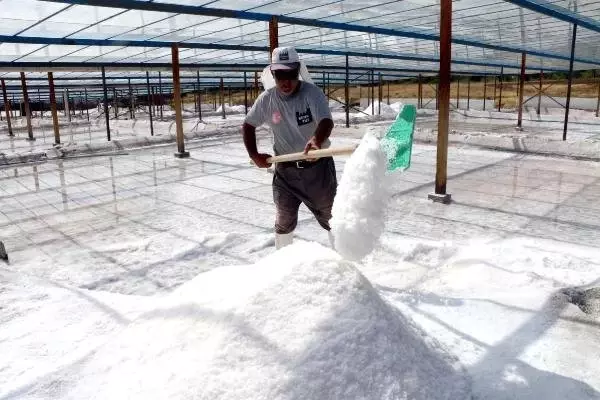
261, 104, 417, 171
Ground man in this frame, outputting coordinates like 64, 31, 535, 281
242, 46, 336, 249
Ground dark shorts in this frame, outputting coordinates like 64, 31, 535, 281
272, 157, 337, 234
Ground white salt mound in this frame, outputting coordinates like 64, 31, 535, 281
331, 130, 390, 261
23, 242, 470, 400
363, 100, 397, 116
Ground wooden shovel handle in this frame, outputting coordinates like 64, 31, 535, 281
266, 145, 358, 163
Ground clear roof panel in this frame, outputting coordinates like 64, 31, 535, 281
0, 0, 598, 81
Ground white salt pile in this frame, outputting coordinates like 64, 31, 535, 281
21, 242, 470, 400
363, 100, 397, 116
330, 129, 390, 261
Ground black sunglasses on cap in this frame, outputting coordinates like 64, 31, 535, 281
272, 69, 299, 81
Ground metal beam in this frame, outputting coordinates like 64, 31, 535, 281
517, 52, 526, 128
101, 66, 111, 141
41, 0, 600, 65
502, 0, 600, 34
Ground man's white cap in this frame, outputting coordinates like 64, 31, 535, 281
270, 46, 300, 71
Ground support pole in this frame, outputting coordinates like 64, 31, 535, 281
146, 71, 154, 136
517, 52, 526, 129
456, 78, 460, 109
387, 81, 390, 105
537, 70, 543, 116
371, 69, 374, 115
594, 70, 600, 118
345, 54, 350, 128
418, 74, 423, 108
483, 75, 487, 111
269, 16, 279, 57
84, 88, 89, 121
498, 67, 504, 112
159, 71, 163, 120
113, 88, 118, 119
467, 76, 471, 110
197, 70, 202, 120
101, 66, 111, 141
378, 72, 382, 115
129, 78, 135, 119
20, 72, 34, 141
220, 77, 226, 119
429, 0, 452, 204
172, 44, 189, 158
1, 79, 13, 136
254, 71, 259, 99
563, 24, 577, 141
244, 71, 248, 115
48, 72, 60, 145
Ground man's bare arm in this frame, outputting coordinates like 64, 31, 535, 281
242, 122, 272, 168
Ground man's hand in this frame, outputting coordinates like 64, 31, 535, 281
251, 153, 273, 168
303, 136, 322, 155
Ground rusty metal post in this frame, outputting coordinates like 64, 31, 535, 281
345, 54, 350, 128
595, 72, 599, 117
387, 81, 390, 105
197, 70, 202, 120
537, 70, 543, 116
113, 88, 118, 119
378, 72, 382, 115
371, 69, 374, 115
456, 78, 460, 109
101, 66, 110, 141
172, 44, 189, 158
159, 71, 163, 120
563, 24, 577, 141
517, 52, 526, 128
418, 74, 423, 108
498, 67, 504, 112
146, 71, 154, 136
1, 79, 13, 136
220, 77, 226, 119
84, 88, 89, 121
20, 72, 34, 141
244, 71, 248, 115
48, 72, 60, 145
467, 76, 471, 109
429, 0, 452, 204
483, 75, 487, 111
254, 71, 259, 99
269, 16, 279, 59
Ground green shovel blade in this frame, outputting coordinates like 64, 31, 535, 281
380, 104, 417, 171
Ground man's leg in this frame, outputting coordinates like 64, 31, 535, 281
273, 168, 302, 249
301, 158, 337, 245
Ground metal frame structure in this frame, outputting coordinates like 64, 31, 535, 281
1, 0, 599, 201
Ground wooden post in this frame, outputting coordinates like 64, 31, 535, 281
48, 72, 60, 145
101, 66, 110, 141
517, 52, 526, 128
172, 44, 189, 158
1, 79, 13, 136
20, 72, 35, 141
146, 71, 154, 136
563, 24, 577, 141
429, 0, 452, 204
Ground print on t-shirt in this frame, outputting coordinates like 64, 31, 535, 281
296, 107, 313, 126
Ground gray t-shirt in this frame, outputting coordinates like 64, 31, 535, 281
244, 82, 332, 155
